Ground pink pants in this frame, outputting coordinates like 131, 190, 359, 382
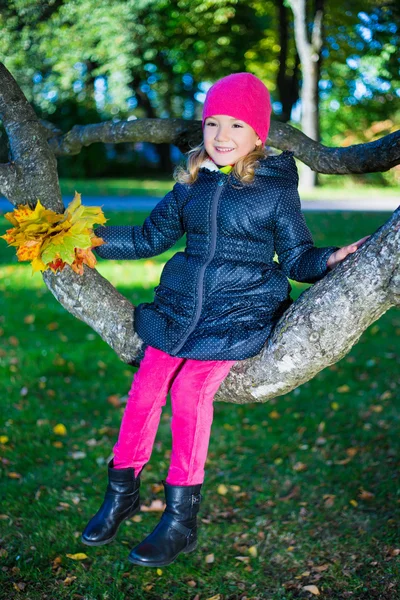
113, 345, 237, 485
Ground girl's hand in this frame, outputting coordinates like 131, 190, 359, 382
327, 235, 371, 270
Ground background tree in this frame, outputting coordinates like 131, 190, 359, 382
1, 0, 398, 181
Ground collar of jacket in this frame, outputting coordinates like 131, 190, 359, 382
198, 150, 298, 184
198, 158, 221, 172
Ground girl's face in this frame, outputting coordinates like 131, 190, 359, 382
203, 114, 262, 166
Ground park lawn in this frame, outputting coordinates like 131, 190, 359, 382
0, 209, 399, 600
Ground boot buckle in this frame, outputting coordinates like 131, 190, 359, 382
191, 493, 201, 506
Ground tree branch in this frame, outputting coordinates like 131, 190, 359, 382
0, 162, 19, 201
41, 206, 400, 404
0, 63, 63, 210
1, 61, 399, 405
44, 117, 400, 175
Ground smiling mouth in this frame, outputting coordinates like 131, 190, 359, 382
215, 147, 234, 152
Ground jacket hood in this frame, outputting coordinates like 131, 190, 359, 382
255, 150, 298, 183
199, 150, 298, 184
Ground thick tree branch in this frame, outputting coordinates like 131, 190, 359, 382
42, 267, 146, 367
45, 118, 400, 175
1, 61, 399, 405
0, 162, 19, 200
42, 206, 400, 404
219, 207, 400, 403
1, 61, 399, 176
0, 63, 63, 210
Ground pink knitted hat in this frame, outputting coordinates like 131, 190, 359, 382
202, 73, 272, 144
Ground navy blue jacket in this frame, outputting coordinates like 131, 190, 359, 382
94, 151, 339, 361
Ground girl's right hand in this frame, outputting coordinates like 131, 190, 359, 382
327, 235, 371, 270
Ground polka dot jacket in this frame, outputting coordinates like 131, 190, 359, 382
94, 151, 339, 361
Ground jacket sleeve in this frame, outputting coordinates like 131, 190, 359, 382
93, 183, 186, 260
273, 182, 340, 284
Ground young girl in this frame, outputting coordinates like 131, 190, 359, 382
81, 73, 369, 567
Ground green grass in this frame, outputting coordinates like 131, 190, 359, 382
0, 210, 399, 599
59, 177, 399, 200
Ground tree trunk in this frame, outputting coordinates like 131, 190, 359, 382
277, 0, 300, 123
1, 62, 399, 405
288, 0, 324, 189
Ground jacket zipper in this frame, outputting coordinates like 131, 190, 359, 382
170, 175, 226, 354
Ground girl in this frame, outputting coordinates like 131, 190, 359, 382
81, 73, 369, 567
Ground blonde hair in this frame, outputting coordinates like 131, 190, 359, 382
174, 141, 272, 186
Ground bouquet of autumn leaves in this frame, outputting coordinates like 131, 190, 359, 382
0, 192, 106, 275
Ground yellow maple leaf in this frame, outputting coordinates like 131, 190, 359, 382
16, 239, 42, 262
31, 255, 48, 274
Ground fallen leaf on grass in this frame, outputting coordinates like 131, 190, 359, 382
140, 499, 165, 512
107, 395, 121, 407
52, 557, 62, 569
334, 457, 352, 465
337, 385, 350, 393
295, 571, 311, 579
323, 494, 335, 507
205, 553, 215, 563
358, 489, 375, 501
7, 472, 21, 479
66, 553, 88, 560
293, 462, 308, 472
53, 423, 67, 436
279, 485, 300, 501
303, 585, 320, 595
269, 410, 280, 419
248, 546, 258, 557
217, 484, 228, 495
63, 576, 77, 585
313, 564, 329, 572
69, 451, 86, 460
235, 556, 250, 563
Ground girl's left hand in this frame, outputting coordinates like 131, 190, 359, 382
327, 235, 371, 270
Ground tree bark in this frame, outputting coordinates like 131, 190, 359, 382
288, 0, 324, 189
1, 62, 399, 405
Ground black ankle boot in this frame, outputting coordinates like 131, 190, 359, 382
128, 480, 203, 567
81, 459, 142, 546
